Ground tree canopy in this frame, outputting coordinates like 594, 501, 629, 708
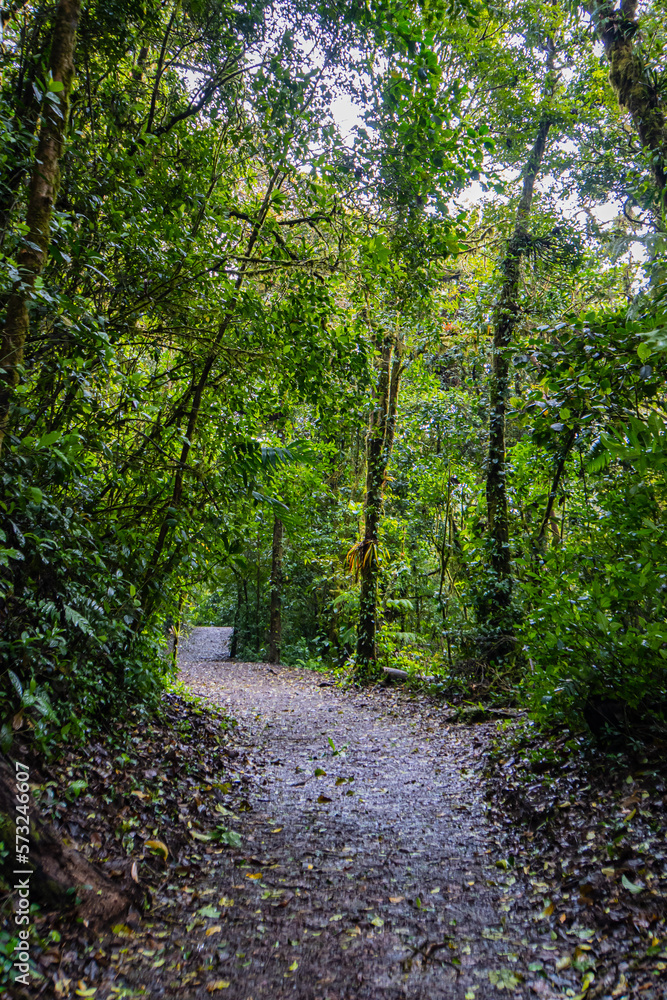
1, 0, 667, 746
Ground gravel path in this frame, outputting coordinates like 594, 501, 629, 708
178, 626, 233, 661
176, 640, 551, 1000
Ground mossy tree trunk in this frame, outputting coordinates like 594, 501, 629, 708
588, 0, 667, 220
0, 0, 82, 454
484, 40, 555, 642
355, 332, 403, 682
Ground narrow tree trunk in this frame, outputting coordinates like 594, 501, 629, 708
484, 41, 555, 637
268, 515, 283, 663
140, 171, 282, 614
256, 531, 261, 653
536, 427, 578, 546
588, 0, 667, 219
230, 578, 242, 658
0, 0, 82, 454
171, 590, 184, 672
355, 334, 403, 682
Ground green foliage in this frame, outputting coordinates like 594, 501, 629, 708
2, 0, 667, 745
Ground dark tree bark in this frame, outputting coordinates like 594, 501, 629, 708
0, 0, 82, 453
355, 333, 403, 682
484, 40, 555, 637
588, 0, 667, 219
268, 515, 284, 663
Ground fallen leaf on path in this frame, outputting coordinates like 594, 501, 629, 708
206, 981, 230, 992
206, 925, 222, 936
621, 873, 644, 894
145, 839, 169, 860
489, 968, 522, 990
317, 794, 332, 803
482, 927, 505, 940
389, 896, 404, 903
246, 873, 262, 879
111, 924, 133, 937
216, 829, 242, 847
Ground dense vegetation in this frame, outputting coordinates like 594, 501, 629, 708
2, 0, 667, 748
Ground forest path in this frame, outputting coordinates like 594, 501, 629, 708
176, 643, 548, 1000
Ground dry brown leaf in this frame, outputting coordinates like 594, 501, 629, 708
145, 839, 169, 860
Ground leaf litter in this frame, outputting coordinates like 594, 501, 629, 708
12, 641, 667, 999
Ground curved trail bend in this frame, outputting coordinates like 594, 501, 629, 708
174, 627, 546, 999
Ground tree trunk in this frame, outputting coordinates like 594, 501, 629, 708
141, 171, 282, 612
355, 333, 403, 682
588, 0, 667, 219
536, 427, 578, 547
230, 578, 242, 658
484, 40, 555, 638
256, 530, 262, 653
268, 515, 283, 663
0, 0, 82, 454
171, 591, 184, 672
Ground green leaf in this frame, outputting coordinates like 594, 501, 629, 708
621, 874, 644, 894
488, 968, 522, 990
9, 671, 23, 697
215, 828, 242, 848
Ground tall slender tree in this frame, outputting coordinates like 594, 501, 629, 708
0, 0, 81, 452
354, 328, 403, 680
483, 37, 556, 642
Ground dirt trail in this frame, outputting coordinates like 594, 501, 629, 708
174, 631, 548, 1000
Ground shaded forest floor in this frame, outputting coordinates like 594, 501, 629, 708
6, 629, 667, 999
